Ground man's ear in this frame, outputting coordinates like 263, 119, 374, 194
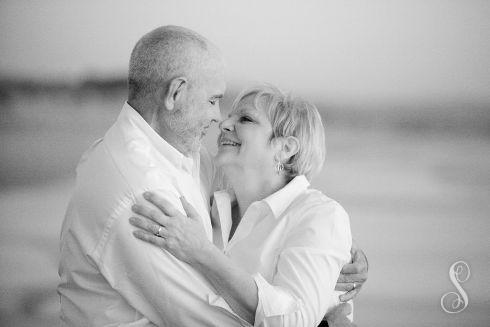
163, 77, 187, 111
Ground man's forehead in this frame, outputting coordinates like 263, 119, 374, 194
191, 72, 225, 96
204, 74, 226, 96
188, 49, 225, 88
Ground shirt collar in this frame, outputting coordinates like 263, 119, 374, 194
263, 175, 310, 219
118, 102, 195, 174
211, 175, 310, 248
213, 175, 310, 226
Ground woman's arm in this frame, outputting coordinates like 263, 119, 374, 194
130, 193, 258, 324
130, 191, 352, 327
193, 243, 258, 324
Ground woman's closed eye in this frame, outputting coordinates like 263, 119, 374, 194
238, 115, 253, 123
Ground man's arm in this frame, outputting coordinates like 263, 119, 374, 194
92, 192, 240, 326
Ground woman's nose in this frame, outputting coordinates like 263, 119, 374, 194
219, 117, 234, 132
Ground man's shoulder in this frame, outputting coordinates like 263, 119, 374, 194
72, 135, 184, 227
75, 137, 132, 195
77, 134, 176, 194
63, 136, 178, 251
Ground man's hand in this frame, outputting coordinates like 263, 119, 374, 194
335, 241, 368, 302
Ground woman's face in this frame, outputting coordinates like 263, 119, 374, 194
215, 95, 277, 173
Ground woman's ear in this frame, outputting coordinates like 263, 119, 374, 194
163, 77, 187, 111
275, 136, 299, 162
282, 136, 300, 160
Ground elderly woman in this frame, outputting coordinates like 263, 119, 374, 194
130, 85, 353, 326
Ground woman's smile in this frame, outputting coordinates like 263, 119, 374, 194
214, 94, 277, 172
219, 136, 241, 147
218, 133, 242, 150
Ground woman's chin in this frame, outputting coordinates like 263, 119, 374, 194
214, 151, 235, 168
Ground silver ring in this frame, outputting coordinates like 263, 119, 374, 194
156, 226, 164, 237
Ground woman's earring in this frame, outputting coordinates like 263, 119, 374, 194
275, 161, 284, 174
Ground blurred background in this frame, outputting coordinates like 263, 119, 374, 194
1, 0, 489, 326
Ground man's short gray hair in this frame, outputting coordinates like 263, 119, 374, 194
128, 25, 215, 101
231, 85, 326, 180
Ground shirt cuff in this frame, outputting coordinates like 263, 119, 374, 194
206, 292, 252, 326
253, 273, 301, 326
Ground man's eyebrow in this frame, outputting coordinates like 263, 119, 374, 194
211, 94, 224, 99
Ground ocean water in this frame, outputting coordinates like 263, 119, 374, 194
1, 92, 489, 326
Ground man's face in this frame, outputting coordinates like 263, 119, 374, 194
167, 64, 226, 154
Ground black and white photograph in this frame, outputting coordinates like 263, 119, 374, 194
0, 1, 489, 326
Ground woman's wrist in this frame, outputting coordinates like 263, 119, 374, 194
189, 240, 218, 267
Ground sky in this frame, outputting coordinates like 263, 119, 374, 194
1, 0, 489, 104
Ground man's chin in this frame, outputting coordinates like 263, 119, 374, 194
189, 138, 203, 153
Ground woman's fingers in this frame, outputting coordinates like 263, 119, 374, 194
133, 230, 167, 248
132, 204, 170, 227
180, 196, 199, 220
143, 192, 181, 217
129, 217, 168, 237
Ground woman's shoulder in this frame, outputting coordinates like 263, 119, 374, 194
289, 188, 349, 220
283, 189, 352, 250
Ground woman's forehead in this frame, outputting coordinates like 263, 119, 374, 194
234, 94, 265, 114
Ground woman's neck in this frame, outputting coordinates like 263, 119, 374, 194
224, 166, 287, 219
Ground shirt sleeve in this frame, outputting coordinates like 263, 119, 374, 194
90, 189, 241, 326
253, 201, 352, 327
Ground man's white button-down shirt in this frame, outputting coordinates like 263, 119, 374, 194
212, 176, 352, 327
58, 103, 245, 326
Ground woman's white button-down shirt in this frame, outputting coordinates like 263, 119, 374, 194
211, 176, 352, 327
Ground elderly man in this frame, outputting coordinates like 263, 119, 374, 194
58, 25, 366, 326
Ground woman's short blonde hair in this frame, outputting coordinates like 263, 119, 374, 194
231, 84, 326, 180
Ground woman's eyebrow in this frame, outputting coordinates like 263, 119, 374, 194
236, 105, 259, 115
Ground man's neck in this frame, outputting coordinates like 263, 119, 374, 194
156, 129, 196, 158
128, 99, 195, 157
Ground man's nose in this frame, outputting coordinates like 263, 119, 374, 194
209, 105, 221, 123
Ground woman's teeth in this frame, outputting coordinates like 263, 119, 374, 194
221, 140, 240, 146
